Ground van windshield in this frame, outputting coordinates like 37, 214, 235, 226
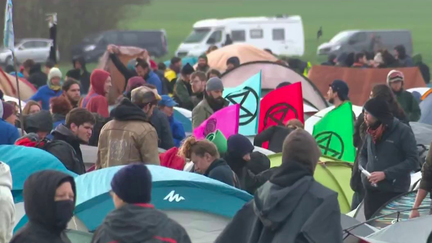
330, 31, 355, 43
184, 28, 211, 43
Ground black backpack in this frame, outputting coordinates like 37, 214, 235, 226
43, 140, 85, 174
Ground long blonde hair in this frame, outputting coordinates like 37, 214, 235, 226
178, 136, 219, 159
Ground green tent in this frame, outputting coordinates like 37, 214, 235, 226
312, 102, 356, 162
268, 153, 354, 213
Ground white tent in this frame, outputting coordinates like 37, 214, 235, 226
305, 105, 363, 134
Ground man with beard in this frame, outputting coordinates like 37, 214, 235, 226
190, 71, 207, 107
135, 58, 163, 94
192, 77, 229, 128
326, 79, 349, 107
165, 57, 182, 95
196, 54, 210, 73
62, 80, 81, 108
174, 63, 195, 110
387, 70, 420, 121
360, 97, 418, 219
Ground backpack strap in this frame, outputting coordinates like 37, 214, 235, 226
82, 93, 99, 108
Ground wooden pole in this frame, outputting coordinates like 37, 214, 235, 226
11, 52, 24, 135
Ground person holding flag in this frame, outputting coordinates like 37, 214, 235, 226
360, 97, 418, 219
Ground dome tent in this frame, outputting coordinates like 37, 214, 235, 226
71, 165, 250, 243
267, 153, 353, 213
221, 61, 328, 110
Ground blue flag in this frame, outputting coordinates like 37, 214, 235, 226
223, 72, 261, 136
3, 0, 14, 50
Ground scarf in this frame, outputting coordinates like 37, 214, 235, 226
367, 124, 386, 143
49, 82, 62, 91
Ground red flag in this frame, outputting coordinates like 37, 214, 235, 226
258, 82, 304, 134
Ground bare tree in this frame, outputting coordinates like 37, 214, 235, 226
0, 0, 150, 61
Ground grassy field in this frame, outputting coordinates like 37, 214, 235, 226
117, 0, 432, 66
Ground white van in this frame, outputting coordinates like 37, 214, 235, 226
175, 15, 304, 57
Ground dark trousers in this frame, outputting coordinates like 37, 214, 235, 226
364, 190, 403, 220
351, 188, 365, 210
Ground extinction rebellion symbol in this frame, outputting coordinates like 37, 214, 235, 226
225, 87, 259, 126
203, 118, 217, 137
263, 103, 299, 128
314, 131, 344, 159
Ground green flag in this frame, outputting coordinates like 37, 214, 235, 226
313, 102, 356, 162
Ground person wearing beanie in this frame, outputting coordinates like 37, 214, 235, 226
327, 79, 349, 107
192, 77, 228, 129
80, 69, 112, 118
29, 67, 63, 110
197, 54, 210, 73
226, 56, 240, 71
2, 102, 16, 126
216, 129, 343, 243
92, 164, 192, 243
15, 110, 53, 148
0, 100, 19, 145
224, 134, 272, 194
174, 63, 195, 110
387, 70, 421, 121
360, 97, 418, 219
124, 76, 146, 100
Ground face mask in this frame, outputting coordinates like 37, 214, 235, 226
54, 200, 75, 230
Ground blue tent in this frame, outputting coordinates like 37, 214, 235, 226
73, 165, 252, 232
163, 56, 198, 69
174, 109, 192, 133
420, 94, 432, 125
0, 145, 77, 203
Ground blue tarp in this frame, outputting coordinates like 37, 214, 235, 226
0, 145, 77, 202
163, 56, 198, 69
73, 165, 252, 231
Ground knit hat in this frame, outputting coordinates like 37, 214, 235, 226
24, 110, 53, 133
226, 56, 240, 67
282, 129, 321, 174
126, 76, 146, 93
181, 63, 194, 75
66, 69, 81, 80
387, 70, 404, 84
227, 134, 254, 158
48, 67, 62, 81
90, 69, 110, 95
206, 77, 224, 92
2, 102, 14, 120
363, 97, 394, 126
111, 163, 152, 204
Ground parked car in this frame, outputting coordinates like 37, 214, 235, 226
72, 30, 168, 62
0, 38, 59, 65
176, 15, 305, 57
317, 30, 413, 56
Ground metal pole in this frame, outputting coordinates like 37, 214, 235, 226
11, 52, 24, 135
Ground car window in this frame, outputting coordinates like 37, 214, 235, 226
349, 32, 367, 45
34, 41, 50, 48
21, 42, 35, 49
138, 32, 161, 44
250, 29, 263, 39
122, 32, 139, 45
273, 29, 285, 41
207, 30, 222, 43
103, 32, 119, 44
231, 30, 245, 42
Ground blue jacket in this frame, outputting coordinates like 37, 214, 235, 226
169, 116, 186, 147
147, 71, 163, 94
29, 85, 62, 110
0, 120, 19, 145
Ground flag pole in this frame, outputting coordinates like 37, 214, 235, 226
11, 52, 24, 135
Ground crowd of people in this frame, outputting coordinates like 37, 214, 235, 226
321, 45, 431, 84
0, 41, 431, 242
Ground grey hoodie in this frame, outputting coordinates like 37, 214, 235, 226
0, 162, 14, 243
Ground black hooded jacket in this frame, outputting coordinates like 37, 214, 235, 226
73, 57, 91, 94
48, 125, 86, 174
150, 109, 175, 150
91, 204, 191, 243
27, 64, 47, 89
10, 171, 76, 243
254, 126, 294, 153
215, 161, 342, 243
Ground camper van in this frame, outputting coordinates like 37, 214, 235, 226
175, 16, 304, 57
317, 30, 412, 56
